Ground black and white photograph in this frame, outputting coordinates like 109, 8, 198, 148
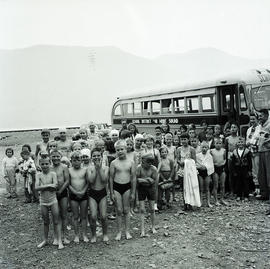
0, 0, 270, 268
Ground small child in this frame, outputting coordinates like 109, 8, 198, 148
95, 139, 109, 167
173, 135, 180, 148
72, 142, 82, 152
225, 123, 240, 195
126, 138, 137, 164
110, 140, 136, 240
88, 148, 109, 243
19, 150, 37, 203
47, 140, 58, 154
211, 139, 227, 205
81, 148, 91, 168
2, 148, 19, 198
35, 157, 64, 249
190, 136, 201, 154
231, 137, 252, 201
69, 152, 89, 243
50, 150, 70, 245
137, 154, 158, 236
196, 141, 214, 207
35, 129, 50, 166
158, 146, 174, 209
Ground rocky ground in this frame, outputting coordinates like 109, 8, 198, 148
0, 131, 270, 269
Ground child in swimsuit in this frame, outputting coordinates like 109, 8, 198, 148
196, 141, 214, 207
211, 138, 227, 205
50, 150, 70, 245
69, 152, 89, 243
87, 148, 109, 243
137, 153, 158, 237
35, 157, 64, 250
158, 146, 174, 209
109, 140, 136, 241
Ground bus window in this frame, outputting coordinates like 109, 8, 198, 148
174, 98, 185, 114
202, 95, 215, 112
114, 104, 122, 116
252, 85, 270, 110
161, 99, 172, 114
187, 97, 199, 113
142, 101, 151, 115
151, 100, 160, 115
223, 88, 232, 112
123, 103, 133, 116
239, 87, 247, 111
134, 102, 141, 115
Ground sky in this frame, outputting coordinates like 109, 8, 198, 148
1, 0, 270, 59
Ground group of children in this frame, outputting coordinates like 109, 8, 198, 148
1, 119, 262, 249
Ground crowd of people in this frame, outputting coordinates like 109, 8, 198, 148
2, 110, 270, 250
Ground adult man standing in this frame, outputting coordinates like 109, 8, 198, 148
257, 109, 270, 214
119, 119, 128, 138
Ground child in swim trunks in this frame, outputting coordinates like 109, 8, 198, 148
50, 150, 70, 245
196, 141, 214, 207
69, 152, 89, 243
137, 153, 158, 236
210, 138, 227, 205
109, 140, 136, 240
35, 157, 64, 250
87, 148, 109, 243
158, 146, 174, 209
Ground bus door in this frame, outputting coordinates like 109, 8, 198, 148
218, 84, 239, 125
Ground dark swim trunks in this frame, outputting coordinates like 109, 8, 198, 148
113, 181, 131, 195
88, 188, 107, 204
214, 165, 225, 176
198, 169, 208, 179
69, 191, 88, 202
138, 185, 155, 201
57, 189, 68, 201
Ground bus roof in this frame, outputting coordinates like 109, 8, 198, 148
116, 68, 270, 101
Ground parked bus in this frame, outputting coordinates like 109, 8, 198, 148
111, 69, 270, 135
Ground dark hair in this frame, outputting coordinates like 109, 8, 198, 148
154, 140, 162, 147
180, 132, 190, 139
188, 123, 196, 130
200, 120, 208, 126
5, 147, 14, 155
105, 140, 116, 154
91, 147, 102, 157
50, 149, 62, 156
120, 130, 131, 139
161, 124, 170, 133
259, 109, 269, 116
155, 126, 162, 131
127, 123, 139, 135
180, 124, 187, 132
180, 133, 189, 139
54, 136, 60, 141
22, 144, 31, 152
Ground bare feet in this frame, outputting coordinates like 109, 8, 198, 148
74, 236, 80, 243
52, 238, 58, 246
63, 238, 70, 244
103, 235, 109, 242
152, 228, 157, 234
91, 236, 97, 243
83, 236, 89, 242
58, 242, 64, 250
207, 203, 213, 208
115, 232, 122, 241
125, 232, 132, 240
140, 231, 145, 237
37, 240, 47, 248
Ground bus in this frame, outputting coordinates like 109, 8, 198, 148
111, 69, 270, 136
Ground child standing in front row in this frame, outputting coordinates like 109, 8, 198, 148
2, 148, 19, 198
231, 137, 252, 201
158, 146, 174, 209
211, 139, 227, 205
196, 141, 214, 207
35, 157, 64, 250
137, 154, 158, 237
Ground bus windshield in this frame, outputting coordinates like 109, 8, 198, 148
252, 85, 270, 110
